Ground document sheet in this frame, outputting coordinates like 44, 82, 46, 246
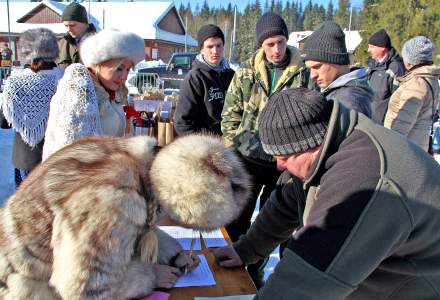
159, 226, 201, 250
174, 254, 216, 287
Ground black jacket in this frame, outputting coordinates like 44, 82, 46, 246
367, 47, 405, 124
174, 59, 235, 135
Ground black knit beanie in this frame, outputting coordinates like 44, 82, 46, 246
256, 12, 289, 46
62, 2, 88, 23
259, 88, 331, 156
197, 24, 225, 49
368, 29, 391, 49
301, 21, 349, 65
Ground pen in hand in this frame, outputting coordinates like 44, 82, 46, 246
184, 237, 196, 275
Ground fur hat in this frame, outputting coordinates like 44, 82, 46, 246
80, 30, 145, 67
150, 135, 252, 231
19, 28, 59, 63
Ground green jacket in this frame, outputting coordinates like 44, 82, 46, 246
221, 46, 308, 163
56, 24, 96, 69
235, 101, 440, 299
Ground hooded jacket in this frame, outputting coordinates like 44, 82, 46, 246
0, 135, 251, 299
174, 58, 234, 135
221, 46, 308, 163
367, 47, 405, 123
322, 67, 373, 117
56, 24, 96, 69
234, 101, 440, 299
385, 64, 440, 151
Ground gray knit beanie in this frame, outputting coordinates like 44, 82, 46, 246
256, 12, 289, 46
62, 2, 88, 23
259, 88, 331, 156
402, 36, 436, 65
301, 21, 349, 65
20, 28, 59, 64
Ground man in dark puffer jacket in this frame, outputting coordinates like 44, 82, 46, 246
367, 29, 405, 124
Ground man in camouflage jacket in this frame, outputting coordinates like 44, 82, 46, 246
221, 12, 308, 288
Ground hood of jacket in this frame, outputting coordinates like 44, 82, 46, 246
247, 46, 303, 93
399, 64, 440, 83
191, 55, 232, 74
322, 68, 370, 94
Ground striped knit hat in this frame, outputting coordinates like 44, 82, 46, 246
259, 88, 331, 156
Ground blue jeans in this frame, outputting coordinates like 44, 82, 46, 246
14, 168, 29, 189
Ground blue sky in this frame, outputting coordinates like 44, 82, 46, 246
173, 0, 366, 12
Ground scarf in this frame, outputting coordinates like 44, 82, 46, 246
196, 54, 230, 72
2, 69, 58, 147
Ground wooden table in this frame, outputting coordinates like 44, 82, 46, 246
159, 220, 257, 299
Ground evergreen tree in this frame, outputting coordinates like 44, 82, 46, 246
356, 0, 440, 64
334, 0, 350, 29
326, 0, 334, 21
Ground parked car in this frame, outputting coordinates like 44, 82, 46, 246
136, 52, 197, 90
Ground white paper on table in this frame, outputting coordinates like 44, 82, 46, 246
201, 229, 228, 248
174, 254, 216, 287
158, 226, 201, 250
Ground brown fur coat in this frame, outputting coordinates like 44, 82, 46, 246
0, 134, 250, 299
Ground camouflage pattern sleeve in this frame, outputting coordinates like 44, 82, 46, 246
221, 70, 245, 147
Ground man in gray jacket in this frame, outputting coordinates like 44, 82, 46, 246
213, 88, 440, 299
301, 21, 372, 117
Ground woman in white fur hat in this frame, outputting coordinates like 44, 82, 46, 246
0, 28, 63, 189
43, 29, 145, 160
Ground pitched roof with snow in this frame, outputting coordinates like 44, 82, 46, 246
0, 0, 197, 46
288, 30, 362, 53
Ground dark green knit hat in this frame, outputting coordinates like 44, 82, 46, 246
62, 2, 88, 23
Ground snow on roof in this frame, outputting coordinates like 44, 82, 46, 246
0, 1, 197, 46
288, 30, 362, 53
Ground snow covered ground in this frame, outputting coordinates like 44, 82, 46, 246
0, 129, 14, 206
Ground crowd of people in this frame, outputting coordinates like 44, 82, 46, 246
0, 3, 439, 299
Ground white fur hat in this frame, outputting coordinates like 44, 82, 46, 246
80, 30, 145, 67
150, 135, 252, 231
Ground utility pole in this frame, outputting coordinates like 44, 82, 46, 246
229, 6, 237, 63
185, 14, 188, 52
347, 5, 353, 53
6, 0, 14, 60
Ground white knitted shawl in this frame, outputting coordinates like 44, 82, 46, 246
2, 69, 58, 147
43, 64, 102, 160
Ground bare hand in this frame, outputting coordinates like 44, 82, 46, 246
211, 245, 243, 268
173, 251, 200, 274
153, 264, 181, 289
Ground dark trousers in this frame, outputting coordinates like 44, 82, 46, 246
225, 156, 280, 286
